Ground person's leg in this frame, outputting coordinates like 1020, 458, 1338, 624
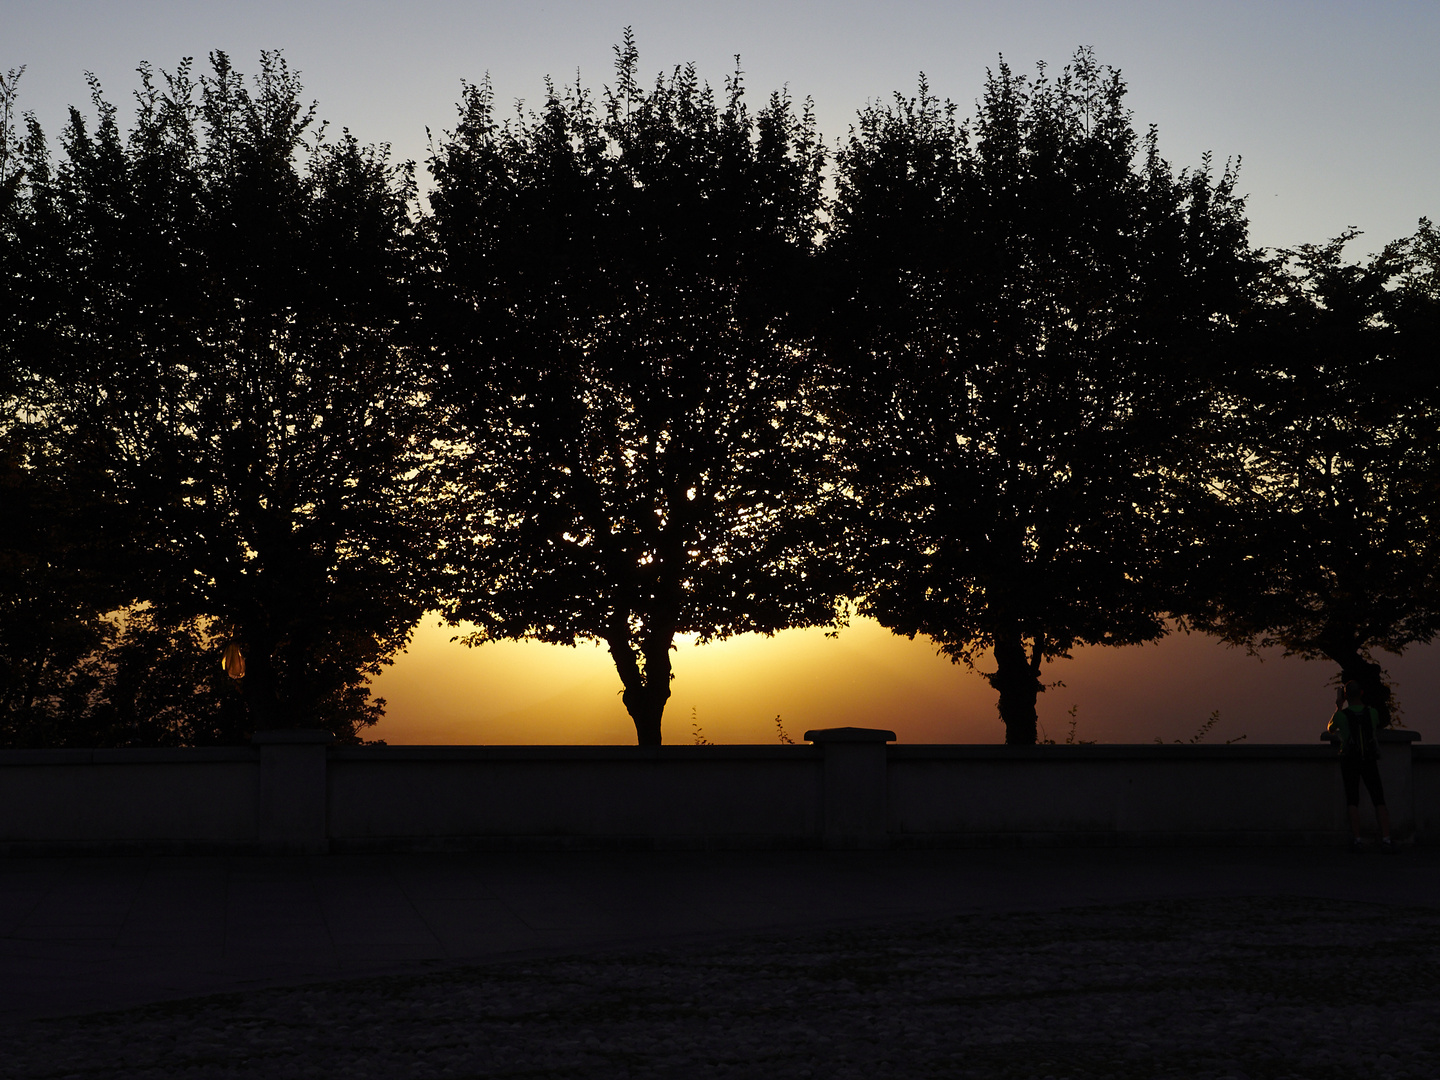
1361, 761, 1390, 842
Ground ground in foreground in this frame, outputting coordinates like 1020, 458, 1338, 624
7, 895, 1437, 1078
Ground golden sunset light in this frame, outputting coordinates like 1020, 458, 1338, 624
371, 617, 1440, 745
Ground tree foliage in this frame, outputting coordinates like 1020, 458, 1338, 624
824, 51, 1258, 743
2, 53, 435, 743
1186, 220, 1440, 723
426, 35, 843, 744
2, 41, 1434, 749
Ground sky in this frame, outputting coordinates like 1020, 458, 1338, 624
5, 1, 1438, 745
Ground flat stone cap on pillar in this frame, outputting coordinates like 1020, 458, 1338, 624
804, 727, 896, 743
252, 729, 336, 745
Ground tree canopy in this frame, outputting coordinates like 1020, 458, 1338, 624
823, 52, 1259, 743
2, 53, 436, 743
1185, 220, 1440, 723
425, 36, 844, 744
1, 42, 1434, 748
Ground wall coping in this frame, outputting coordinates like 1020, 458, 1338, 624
804, 727, 897, 743
0, 747, 257, 765
891, 743, 1353, 761
252, 729, 336, 745
331, 744, 823, 762
0, 741, 1420, 765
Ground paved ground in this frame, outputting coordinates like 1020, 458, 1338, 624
3, 844, 1437, 1023
7, 893, 1438, 1079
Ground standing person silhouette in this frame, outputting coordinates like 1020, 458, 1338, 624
1327, 681, 1393, 852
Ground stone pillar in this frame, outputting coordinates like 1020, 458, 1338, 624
1380, 730, 1420, 841
253, 729, 333, 853
804, 727, 896, 849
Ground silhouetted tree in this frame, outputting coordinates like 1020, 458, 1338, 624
1, 65, 122, 744
425, 35, 842, 744
0, 439, 108, 744
824, 52, 1257, 743
0, 64, 25, 214
8, 53, 435, 742
1185, 221, 1440, 724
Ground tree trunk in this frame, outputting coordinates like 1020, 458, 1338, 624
989, 628, 1041, 745
622, 682, 668, 746
238, 630, 285, 730
607, 628, 674, 746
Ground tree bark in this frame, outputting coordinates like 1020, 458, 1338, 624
989, 627, 1041, 745
240, 642, 283, 730
608, 627, 674, 746
622, 681, 668, 746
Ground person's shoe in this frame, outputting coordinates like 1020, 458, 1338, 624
1379, 838, 1397, 854
1350, 837, 1368, 852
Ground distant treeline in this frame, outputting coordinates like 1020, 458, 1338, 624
1, 38, 1436, 747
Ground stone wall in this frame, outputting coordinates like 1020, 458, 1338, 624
1413, 745, 1440, 843
327, 744, 824, 851
0, 728, 1425, 854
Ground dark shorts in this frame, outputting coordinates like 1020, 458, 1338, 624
1341, 755, 1385, 808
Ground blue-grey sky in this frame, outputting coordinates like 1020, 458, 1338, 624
4, 0, 1437, 255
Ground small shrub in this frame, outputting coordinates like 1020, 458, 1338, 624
774, 714, 795, 745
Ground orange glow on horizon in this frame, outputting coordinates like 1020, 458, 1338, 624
368, 616, 1439, 746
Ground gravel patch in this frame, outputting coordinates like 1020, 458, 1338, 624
6, 895, 1438, 1078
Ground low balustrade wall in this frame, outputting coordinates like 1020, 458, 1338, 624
0, 728, 1427, 854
